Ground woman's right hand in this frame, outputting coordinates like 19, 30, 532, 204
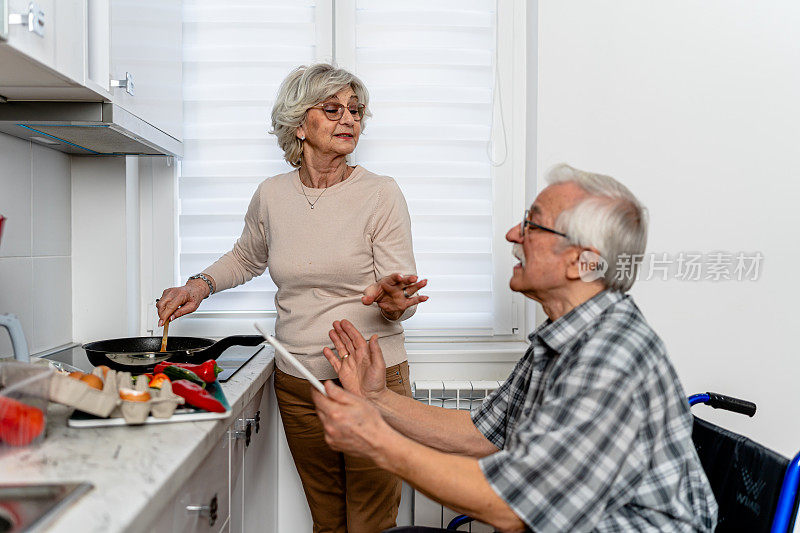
156, 280, 209, 326
322, 320, 388, 401
362, 273, 428, 321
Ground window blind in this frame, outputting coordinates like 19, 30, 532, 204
178, 0, 321, 335
178, 0, 513, 338
347, 0, 501, 335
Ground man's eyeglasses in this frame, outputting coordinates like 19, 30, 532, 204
521, 209, 568, 238
309, 102, 367, 122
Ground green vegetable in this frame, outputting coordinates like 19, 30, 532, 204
162, 365, 205, 388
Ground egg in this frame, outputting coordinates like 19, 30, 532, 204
80, 374, 104, 390
119, 388, 150, 402
68, 371, 85, 380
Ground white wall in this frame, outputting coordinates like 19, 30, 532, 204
0, 143, 174, 353
0, 133, 72, 358
71, 156, 129, 342
71, 155, 177, 342
537, 1, 800, 455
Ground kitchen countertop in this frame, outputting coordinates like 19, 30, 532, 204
0, 346, 276, 533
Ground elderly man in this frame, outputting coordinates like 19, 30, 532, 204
312, 164, 718, 532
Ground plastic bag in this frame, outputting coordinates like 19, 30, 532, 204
0, 362, 52, 447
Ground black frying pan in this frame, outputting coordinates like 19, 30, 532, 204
83, 335, 265, 373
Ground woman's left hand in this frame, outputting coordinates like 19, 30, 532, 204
362, 273, 428, 320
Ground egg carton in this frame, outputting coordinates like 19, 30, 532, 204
49, 368, 184, 424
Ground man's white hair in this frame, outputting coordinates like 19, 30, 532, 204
548, 163, 648, 292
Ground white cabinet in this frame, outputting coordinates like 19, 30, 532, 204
0, 0, 86, 96
144, 375, 278, 533
85, 0, 183, 140
6, 0, 54, 69
171, 437, 231, 532
0, 0, 182, 155
147, 435, 232, 533
106, 0, 182, 140
229, 399, 255, 532
230, 375, 279, 533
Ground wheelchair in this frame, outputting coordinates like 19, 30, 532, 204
385, 392, 800, 533
688, 392, 800, 533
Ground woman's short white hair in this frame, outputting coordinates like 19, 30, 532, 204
270, 63, 371, 168
548, 163, 649, 292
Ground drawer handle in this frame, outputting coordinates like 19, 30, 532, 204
8, 2, 45, 37
186, 494, 218, 526
234, 420, 253, 447
110, 72, 135, 96
245, 410, 260, 433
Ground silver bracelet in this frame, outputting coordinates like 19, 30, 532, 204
188, 273, 214, 297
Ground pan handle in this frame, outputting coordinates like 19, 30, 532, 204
194, 335, 265, 359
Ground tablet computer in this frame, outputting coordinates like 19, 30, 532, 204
254, 322, 327, 396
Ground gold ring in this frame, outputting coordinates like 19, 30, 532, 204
341, 353, 349, 359
403, 289, 411, 298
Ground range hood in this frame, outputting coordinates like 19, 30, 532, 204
0, 101, 182, 156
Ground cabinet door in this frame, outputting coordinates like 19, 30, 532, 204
242, 376, 279, 532
52, 0, 84, 83
5, 0, 55, 71
3, 0, 85, 85
109, 0, 182, 139
170, 436, 231, 533
230, 378, 278, 533
229, 412, 249, 532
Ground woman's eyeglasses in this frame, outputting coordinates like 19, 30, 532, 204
309, 102, 366, 122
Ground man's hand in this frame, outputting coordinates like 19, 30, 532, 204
322, 319, 387, 400
362, 273, 428, 321
312, 380, 394, 463
312, 382, 525, 533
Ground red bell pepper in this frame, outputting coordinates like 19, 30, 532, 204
153, 360, 222, 383
148, 373, 171, 390
171, 380, 226, 413
0, 396, 45, 446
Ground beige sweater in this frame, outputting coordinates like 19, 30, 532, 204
204, 166, 417, 380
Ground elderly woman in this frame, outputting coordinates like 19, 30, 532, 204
156, 63, 426, 532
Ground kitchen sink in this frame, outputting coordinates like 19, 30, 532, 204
0, 483, 92, 533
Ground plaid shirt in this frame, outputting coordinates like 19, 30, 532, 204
472, 290, 717, 532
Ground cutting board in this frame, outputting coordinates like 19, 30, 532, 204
67, 381, 231, 428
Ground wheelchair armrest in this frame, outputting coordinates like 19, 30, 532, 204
689, 392, 756, 417
446, 515, 474, 530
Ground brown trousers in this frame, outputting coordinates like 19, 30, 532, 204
275, 361, 412, 533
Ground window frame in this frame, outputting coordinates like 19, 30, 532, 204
151, 0, 531, 350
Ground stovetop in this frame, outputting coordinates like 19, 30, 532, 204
40, 343, 264, 382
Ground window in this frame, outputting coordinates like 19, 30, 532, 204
177, 0, 527, 340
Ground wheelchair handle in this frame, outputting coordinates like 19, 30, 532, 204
688, 392, 756, 417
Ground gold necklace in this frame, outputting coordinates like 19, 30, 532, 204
299, 167, 348, 209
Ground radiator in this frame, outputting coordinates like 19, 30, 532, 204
409, 380, 502, 532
